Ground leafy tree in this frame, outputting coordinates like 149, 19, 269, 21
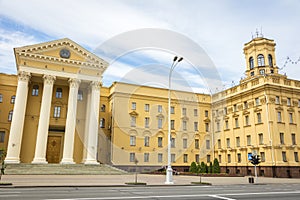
212, 158, 220, 173
0, 149, 6, 180
208, 162, 213, 173
200, 162, 207, 173
189, 162, 198, 173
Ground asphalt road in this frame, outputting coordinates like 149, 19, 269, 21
1, 184, 300, 200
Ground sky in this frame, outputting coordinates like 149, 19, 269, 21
1, 0, 300, 93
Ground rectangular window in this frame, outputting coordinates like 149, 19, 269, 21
195, 154, 199, 163
194, 122, 198, 131
171, 153, 175, 163
182, 108, 187, 116
205, 110, 209, 117
195, 139, 199, 149
218, 155, 222, 163
289, 113, 293, 124
260, 152, 265, 162
32, 85, 39, 96
194, 109, 198, 116
0, 94, 3, 103
228, 154, 231, 163
131, 116, 136, 127
287, 97, 291, 106
144, 136, 150, 147
56, 88, 62, 98
130, 153, 135, 162
183, 154, 188, 163
292, 133, 296, 145
224, 107, 228, 115
275, 96, 280, 104
244, 101, 248, 109
158, 105, 162, 113
0, 131, 5, 143
145, 117, 150, 128
158, 137, 163, 147
247, 135, 251, 146
183, 138, 187, 149
131, 102, 136, 110
205, 123, 209, 132
259, 133, 263, 145
280, 132, 284, 145
171, 138, 175, 148
298, 99, 300, 107
207, 155, 211, 163
218, 139, 221, 149
206, 140, 210, 149
100, 104, 106, 112
235, 118, 239, 128
100, 118, 105, 128
170, 106, 175, 114
171, 120, 175, 130
8, 111, 13, 122
237, 153, 241, 163
257, 113, 262, 123
130, 136, 136, 146
226, 138, 230, 148
216, 122, 220, 132
158, 118, 163, 129
255, 97, 260, 106
10, 95, 15, 104
245, 115, 250, 126
144, 153, 149, 162
233, 104, 237, 112
182, 120, 187, 131
294, 152, 299, 162
145, 104, 149, 112
225, 120, 229, 130
282, 151, 287, 162
277, 112, 282, 122
158, 153, 163, 163
78, 90, 83, 101
54, 106, 61, 118
236, 137, 240, 147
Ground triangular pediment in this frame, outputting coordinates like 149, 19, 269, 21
129, 111, 139, 116
14, 38, 109, 76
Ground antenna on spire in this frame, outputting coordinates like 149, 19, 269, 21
255, 28, 259, 38
260, 26, 264, 37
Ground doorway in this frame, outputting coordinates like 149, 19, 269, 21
46, 135, 62, 163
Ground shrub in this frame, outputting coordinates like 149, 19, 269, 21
212, 158, 220, 173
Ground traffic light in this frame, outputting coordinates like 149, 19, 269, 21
250, 155, 261, 165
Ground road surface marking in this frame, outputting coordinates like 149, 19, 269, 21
209, 195, 236, 200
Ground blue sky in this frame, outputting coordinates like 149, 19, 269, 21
1, 0, 300, 93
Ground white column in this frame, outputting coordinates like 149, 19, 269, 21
83, 81, 101, 165
5, 71, 31, 164
60, 79, 80, 164
32, 75, 56, 164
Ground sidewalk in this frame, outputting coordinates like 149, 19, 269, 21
2, 174, 300, 187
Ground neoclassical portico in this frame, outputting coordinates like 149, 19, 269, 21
5, 38, 108, 164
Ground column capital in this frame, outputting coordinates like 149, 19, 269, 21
17, 71, 31, 82
43, 75, 56, 85
69, 78, 81, 88
90, 81, 102, 90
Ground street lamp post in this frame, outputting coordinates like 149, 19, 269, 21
165, 56, 183, 184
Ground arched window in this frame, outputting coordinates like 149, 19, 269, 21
249, 57, 254, 69
257, 54, 265, 66
8, 110, 13, 121
100, 118, 105, 128
32, 85, 39, 96
10, 95, 16, 104
101, 104, 106, 112
56, 88, 62, 98
268, 54, 273, 67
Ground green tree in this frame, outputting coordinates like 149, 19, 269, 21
189, 162, 198, 173
0, 149, 6, 181
200, 162, 207, 173
208, 162, 213, 173
212, 158, 220, 173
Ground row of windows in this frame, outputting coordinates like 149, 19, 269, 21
131, 102, 209, 117
129, 136, 204, 149
249, 54, 273, 69
129, 152, 198, 163
218, 133, 296, 148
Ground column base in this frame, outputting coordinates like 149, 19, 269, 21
165, 167, 174, 184
4, 157, 20, 164
82, 159, 100, 165
60, 158, 75, 165
32, 158, 48, 164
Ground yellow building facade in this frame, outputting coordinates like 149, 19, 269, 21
0, 36, 299, 177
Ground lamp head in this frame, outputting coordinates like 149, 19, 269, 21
173, 56, 178, 62
178, 57, 183, 62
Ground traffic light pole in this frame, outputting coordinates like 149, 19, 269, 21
254, 165, 257, 183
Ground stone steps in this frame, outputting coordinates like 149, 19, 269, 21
4, 164, 127, 175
